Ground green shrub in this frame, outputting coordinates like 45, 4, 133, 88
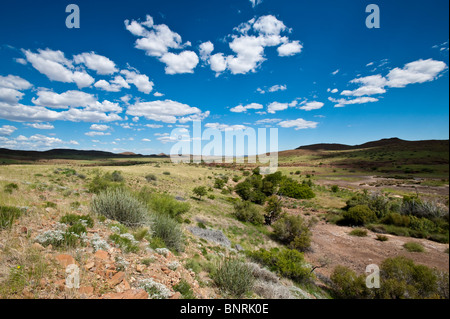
4, 183, 18, 194
403, 242, 425, 253
264, 195, 283, 225
330, 265, 370, 299
214, 178, 226, 189
233, 200, 264, 226
151, 214, 184, 252
0, 206, 22, 230
109, 233, 140, 253
378, 256, 440, 299
91, 188, 148, 227
272, 215, 311, 252
145, 174, 157, 182
279, 178, 315, 200
212, 258, 255, 297
331, 185, 339, 193
381, 213, 411, 227
163, 171, 171, 175
149, 237, 166, 250
345, 192, 395, 219
139, 189, 190, 221
376, 234, 389, 242
349, 229, 368, 237
343, 205, 377, 226
193, 186, 208, 200
110, 171, 124, 182
87, 173, 124, 194
248, 248, 311, 282
173, 279, 195, 299
60, 214, 94, 228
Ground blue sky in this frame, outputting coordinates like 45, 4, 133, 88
0, 0, 448, 155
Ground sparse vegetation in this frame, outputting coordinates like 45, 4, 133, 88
212, 257, 255, 297
91, 188, 148, 227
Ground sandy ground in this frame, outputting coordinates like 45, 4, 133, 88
305, 220, 449, 278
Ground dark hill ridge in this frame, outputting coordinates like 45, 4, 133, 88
296, 138, 449, 151
0, 148, 168, 160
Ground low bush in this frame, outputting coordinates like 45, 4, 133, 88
278, 178, 315, 200
349, 229, 368, 237
145, 174, 157, 182
91, 188, 148, 227
233, 200, 264, 226
193, 186, 207, 200
248, 248, 312, 282
151, 214, 184, 252
109, 232, 140, 253
138, 189, 190, 221
0, 206, 22, 230
60, 214, 94, 228
331, 256, 448, 299
4, 183, 18, 194
173, 279, 195, 299
212, 257, 255, 297
264, 195, 283, 225
272, 215, 311, 252
343, 205, 377, 226
403, 242, 425, 253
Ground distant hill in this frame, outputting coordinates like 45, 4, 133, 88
296, 138, 449, 151
0, 148, 168, 160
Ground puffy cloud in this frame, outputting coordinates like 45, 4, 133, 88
277, 41, 303, 57
199, 41, 214, 61
209, 53, 228, 75
267, 100, 298, 114
267, 84, 287, 93
204, 15, 302, 75
0, 75, 32, 90
299, 101, 324, 111
126, 99, 205, 123
335, 59, 447, 104
24, 123, 55, 130
0, 125, 17, 136
90, 124, 110, 131
0, 134, 76, 150
94, 76, 130, 92
278, 118, 318, 130
0, 88, 24, 104
230, 103, 263, 113
159, 51, 199, 75
120, 69, 154, 94
386, 59, 448, 88
125, 15, 197, 74
329, 96, 379, 108
73, 52, 118, 75
32, 90, 97, 109
23, 49, 94, 88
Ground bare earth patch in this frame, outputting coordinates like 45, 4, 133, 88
305, 220, 449, 278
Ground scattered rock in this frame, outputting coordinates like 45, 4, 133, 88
136, 264, 146, 273
102, 289, 149, 299
78, 286, 94, 295
170, 292, 182, 299
235, 244, 244, 251
85, 262, 95, 270
109, 271, 125, 287
94, 250, 109, 261
54, 254, 76, 268
188, 227, 231, 248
